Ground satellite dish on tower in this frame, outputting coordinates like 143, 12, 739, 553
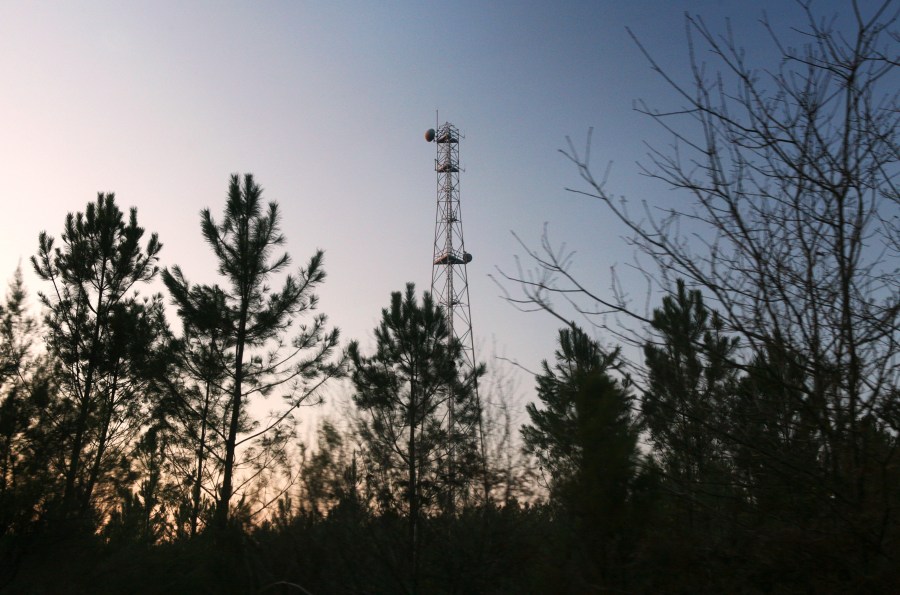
425, 128, 436, 142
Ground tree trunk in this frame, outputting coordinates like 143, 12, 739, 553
408, 384, 418, 593
80, 362, 120, 513
191, 380, 212, 537
215, 313, 247, 530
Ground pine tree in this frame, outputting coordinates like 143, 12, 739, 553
32, 193, 163, 521
522, 325, 645, 590
0, 266, 46, 534
349, 283, 483, 591
642, 279, 739, 531
163, 174, 340, 530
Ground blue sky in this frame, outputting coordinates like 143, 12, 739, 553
0, 0, 855, 417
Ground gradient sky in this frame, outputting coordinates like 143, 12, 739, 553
0, 0, 857, 421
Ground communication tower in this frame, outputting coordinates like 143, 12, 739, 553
425, 122, 486, 505
426, 122, 476, 379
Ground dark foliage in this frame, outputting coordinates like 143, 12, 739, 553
349, 283, 484, 592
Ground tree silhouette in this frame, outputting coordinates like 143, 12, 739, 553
500, 2, 900, 587
0, 266, 49, 536
32, 193, 163, 521
349, 283, 482, 591
163, 174, 340, 530
522, 325, 645, 590
642, 279, 739, 530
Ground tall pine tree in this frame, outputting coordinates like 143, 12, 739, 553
163, 174, 340, 530
349, 283, 482, 592
522, 325, 646, 590
32, 194, 164, 522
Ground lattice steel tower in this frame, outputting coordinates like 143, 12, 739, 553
426, 122, 476, 379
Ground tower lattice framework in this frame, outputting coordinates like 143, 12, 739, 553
427, 121, 488, 507
430, 122, 476, 378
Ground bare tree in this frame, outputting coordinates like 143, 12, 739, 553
499, 0, 899, 574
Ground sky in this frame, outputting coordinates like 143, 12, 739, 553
0, 0, 858, 425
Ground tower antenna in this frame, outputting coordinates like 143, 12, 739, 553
425, 121, 486, 507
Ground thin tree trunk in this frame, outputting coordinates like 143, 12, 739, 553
408, 384, 418, 594
80, 362, 120, 513
215, 313, 247, 530
191, 379, 212, 537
